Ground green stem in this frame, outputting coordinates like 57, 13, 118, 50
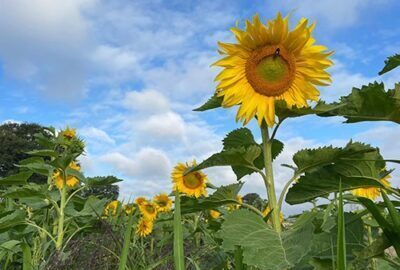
173, 190, 185, 270
55, 177, 67, 251
277, 173, 299, 211
367, 225, 377, 270
240, 203, 264, 217
261, 124, 281, 233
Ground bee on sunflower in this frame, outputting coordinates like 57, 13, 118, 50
213, 13, 333, 126
171, 161, 208, 198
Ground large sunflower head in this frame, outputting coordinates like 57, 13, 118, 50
351, 173, 391, 200
53, 161, 81, 189
139, 201, 158, 221
171, 161, 208, 198
136, 218, 153, 237
153, 193, 173, 213
213, 13, 333, 126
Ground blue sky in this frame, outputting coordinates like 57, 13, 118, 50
0, 0, 399, 213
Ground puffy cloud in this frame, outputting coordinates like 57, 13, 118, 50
80, 126, 115, 145
0, 0, 95, 99
123, 90, 170, 114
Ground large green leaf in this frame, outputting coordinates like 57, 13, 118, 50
0, 210, 26, 233
193, 94, 223, 111
286, 142, 385, 204
220, 210, 316, 270
325, 82, 400, 124
275, 101, 345, 121
0, 171, 33, 185
379, 54, 400, 75
181, 183, 243, 214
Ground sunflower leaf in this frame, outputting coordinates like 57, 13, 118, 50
220, 210, 316, 269
379, 54, 400, 75
324, 82, 400, 124
275, 100, 345, 121
223, 128, 257, 149
193, 94, 223, 111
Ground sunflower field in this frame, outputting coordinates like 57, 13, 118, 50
1, 12, 400, 270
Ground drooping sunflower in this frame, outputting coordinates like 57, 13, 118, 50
136, 218, 153, 237
139, 201, 158, 221
153, 193, 173, 212
351, 173, 391, 200
135, 196, 148, 206
104, 200, 120, 216
171, 161, 208, 198
53, 162, 81, 189
263, 206, 284, 223
213, 13, 333, 126
210, 210, 221, 219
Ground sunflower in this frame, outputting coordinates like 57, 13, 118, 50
263, 206, 284, 223
123, 204, 136, 215
171, 161, 208, 198
135, 196, 147, 206
227, 195, 243, 211
53, 162, 81, 189
153, 193, 173, 212
139, 201, 158, 221
213, 13, 333, 126
210, 210, 221, 219
104, 200, 120, 216
351, 173, 391, 200
61, 127, 76, 139
136, 219, 153, 237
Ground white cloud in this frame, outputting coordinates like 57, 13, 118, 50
0, 0, 95, 99
123, 90, 170, 114
80, 126, 115, 145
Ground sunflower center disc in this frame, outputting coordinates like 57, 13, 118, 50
183, 173, 202, 189
146, 205, 155, 214
246, 45, 296, 97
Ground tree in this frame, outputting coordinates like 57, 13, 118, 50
0, 122, 48, 182
81, 176, 121, 200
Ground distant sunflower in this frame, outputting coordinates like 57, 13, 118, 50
351, 173, 391, 200
123, 204, 136, 215
104, 200, 120, 216
153, 193, 173, 212
210, 210, 221, 219
213, 13, 333, 126
227, 195, 243, 211
61, 127, 76, 139
136, 219, 153, 237
135, 197, 147, 206
171, 161, 208, 198
53, 162, 80, 189
139, 201, 158, 221
263, 206, 284, 224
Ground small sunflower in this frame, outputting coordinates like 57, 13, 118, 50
153, 193, 173, 212
135, 196, 147, 206
171, 161, 208, 198
61, 127, 76, 139
210, 210, 221, 219
53, 162, 81, 189
227, 195, 243, 211
104, 200, 120, 216
139, 201, 158, 221
123, 204, 136, 215
136, 218, 153, 237
213, 13, 333, 126
263, 206, 284, 224
351, 173, 391, 200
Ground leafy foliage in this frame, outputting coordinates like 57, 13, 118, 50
193, 94, 223, 111
379, 54, 400, 75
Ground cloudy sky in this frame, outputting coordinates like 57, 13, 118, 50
1, 0, 399, 213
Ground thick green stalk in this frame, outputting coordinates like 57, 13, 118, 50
336, 181, 346, 270
118, 212, 135, 270
261, 125, 281, 233
367, 225, 377, 270
173, 190, 185, 270
55, 177, 67, 251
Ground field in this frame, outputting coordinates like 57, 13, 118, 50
1, 7, 400, 270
